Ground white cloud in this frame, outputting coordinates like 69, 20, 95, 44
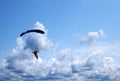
58, 48, 71, 60
80, 29, 105, 45
1, 41, 120, 81
98, 29, 105, 37
34, 21, 48, 35
0, 24, 120, 81
25, 22, 54, 51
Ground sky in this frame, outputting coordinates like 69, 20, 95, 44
0, 0, 120, 81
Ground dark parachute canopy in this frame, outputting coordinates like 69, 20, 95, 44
20, 29, 45, 37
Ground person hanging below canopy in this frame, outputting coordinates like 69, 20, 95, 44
32, 50, 39, 59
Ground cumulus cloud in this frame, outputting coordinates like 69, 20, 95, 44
25, 22, 53, 51
0, 24, 120, 81
1, 40, 120, 81
80, 29, 105, 45
58, 48, 71, 60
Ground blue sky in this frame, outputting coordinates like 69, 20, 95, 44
1, 0, 120, 80
0, 0, 120, 59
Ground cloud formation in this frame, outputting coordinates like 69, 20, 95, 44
25, 22, 53, 51
1, 41, 120, 81
0, 23, 120, 81
80, 29, 105, 45
58, 48, 71, 60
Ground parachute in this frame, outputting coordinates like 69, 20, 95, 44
20, 29, 45, 37
20, 29, 45, 59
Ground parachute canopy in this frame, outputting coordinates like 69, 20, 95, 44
20, 29, 45, 37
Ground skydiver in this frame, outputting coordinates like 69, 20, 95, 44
32, 50, 39, 59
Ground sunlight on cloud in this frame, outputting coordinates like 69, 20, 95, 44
58, 48, 71, 60
0, 22, 120, 81
80, 29, 105, 45
25, 22, 53, 51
